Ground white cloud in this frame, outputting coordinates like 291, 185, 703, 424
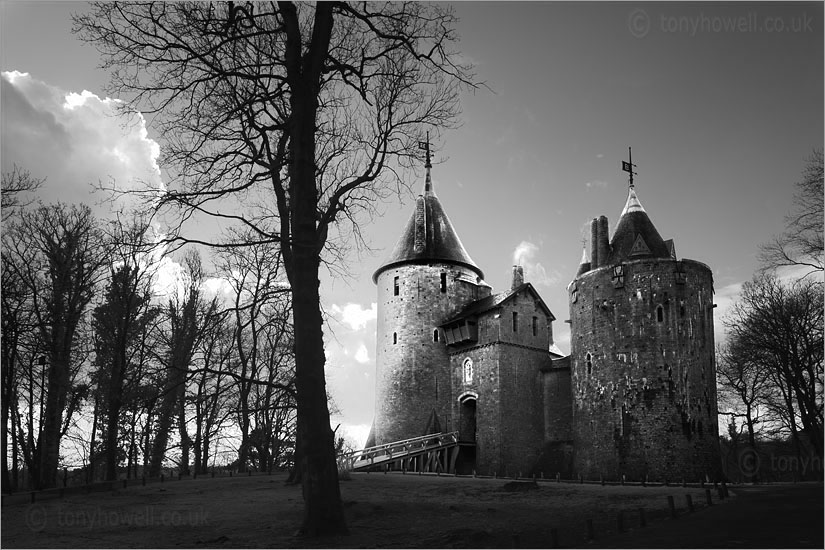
354, 343, 370, 364
1, 71, 164, 217
512, 240, 560, 288
331, 302, 378, 330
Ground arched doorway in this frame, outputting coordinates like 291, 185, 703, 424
458, 394, 477, 443
456, 393, 478, 474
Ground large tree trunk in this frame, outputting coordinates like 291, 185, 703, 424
38, 346, 71, 489
281, 2, 346, 535
178, 396, 191, 476
148, 369, 185, 477
105, 359, 125, 481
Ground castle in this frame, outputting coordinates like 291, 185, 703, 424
366, 149, 722, 481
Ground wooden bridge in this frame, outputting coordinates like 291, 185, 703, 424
338, 432, 463, 474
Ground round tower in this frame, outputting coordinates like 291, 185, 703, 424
372, 152, 489, 446
569, 184, 721, 481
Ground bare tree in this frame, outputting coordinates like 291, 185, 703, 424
760, 149, 824, 275
725, 275, 824, 463
148, 249, 217, 476
2, 203, 106, 488
92, 260, 156, 481
716, 339, 774, 451
1, 165, 44, 217
74, 2, 477, 533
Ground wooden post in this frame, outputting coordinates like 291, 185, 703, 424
705, 488, 713, 506
685, 494, 694, 513
161, 474, 164, 483
556, 472, 560, 483
667, 495, 677, 518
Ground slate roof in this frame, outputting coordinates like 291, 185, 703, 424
607, 186, 671, 264
440, 282, 555, 326
373, 170, 483, 282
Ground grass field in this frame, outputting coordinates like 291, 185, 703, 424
1, 472, 740, 548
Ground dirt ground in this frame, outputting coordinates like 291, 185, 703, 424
1, 472, 816, 548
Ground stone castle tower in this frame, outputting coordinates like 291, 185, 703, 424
371, 153, 492, 447
568, 183, 722, 481
368, 150, 722, 481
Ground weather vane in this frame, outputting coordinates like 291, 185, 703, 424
418, 131, 433, 193
418, 131, 431, 169
621, 146, 637, 188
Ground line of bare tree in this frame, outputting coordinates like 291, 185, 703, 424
71, 1, 478, 536
717, 149, 824, 481
2, 171, 299, 492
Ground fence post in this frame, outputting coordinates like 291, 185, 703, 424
685, 494, 694, 513
705, 488, 713, 506
667, 495, 677, 518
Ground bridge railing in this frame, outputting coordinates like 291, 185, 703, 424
338, 431, 459, 471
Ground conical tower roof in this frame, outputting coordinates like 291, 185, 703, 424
373, 164, 483, 282
607, 186, 671, 264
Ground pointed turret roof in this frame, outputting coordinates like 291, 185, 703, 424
607, 186, 671, 264
373, 160, 483, 282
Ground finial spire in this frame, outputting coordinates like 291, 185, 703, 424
621, 146, 637, 188
418, 131, 433, 194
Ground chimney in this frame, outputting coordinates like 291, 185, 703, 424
597, 216, 610, 266
590, 218, 600, 269
512, 265, 524, 290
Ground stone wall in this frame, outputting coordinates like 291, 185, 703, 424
569, 258, 722, 481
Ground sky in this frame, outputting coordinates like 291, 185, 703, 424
2, 1, 823, 448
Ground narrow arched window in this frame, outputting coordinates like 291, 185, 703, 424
393, 276, 399, 296
393, 332, 397, 345
463, 358, 474, 384
433, 329, 439, 343
440, 272, 447, 293
657, 305, 664, 323
586, 353, 592, 375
